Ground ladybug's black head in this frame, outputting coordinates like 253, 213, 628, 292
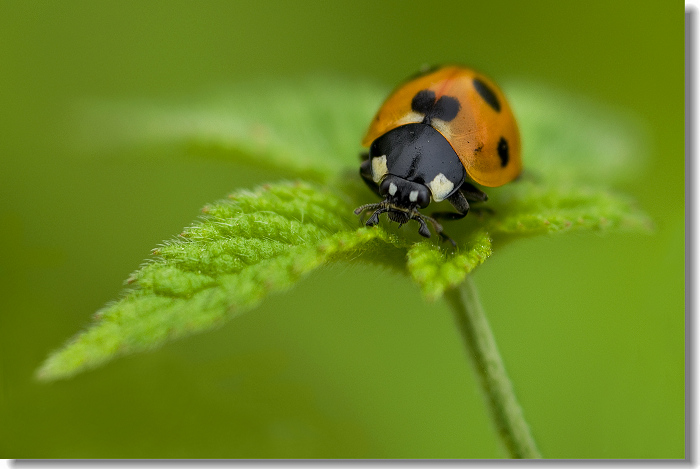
353, 175, 441, 239
378, 175, 431, 209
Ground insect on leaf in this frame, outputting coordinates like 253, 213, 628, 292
40, 77, 653, 381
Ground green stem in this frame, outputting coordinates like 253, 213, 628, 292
444, 276, 542, 459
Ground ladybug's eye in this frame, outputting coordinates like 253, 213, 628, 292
406, 186, 430, 208
378, 178, 396, 197
416, 189, 430, 208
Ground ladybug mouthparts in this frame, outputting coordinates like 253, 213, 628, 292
387, 210, 410, 224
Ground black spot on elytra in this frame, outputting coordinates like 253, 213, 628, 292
497, 137, 509, 167
411, 90, 436, 115
411, 89, 461, 124
433, 96, 460, 121
473, 78, 501, 112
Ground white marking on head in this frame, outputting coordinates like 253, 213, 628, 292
409, 190, 419, 202
427, 173, 454, 202
371, 155, 388, 183
388, 182, 398, 196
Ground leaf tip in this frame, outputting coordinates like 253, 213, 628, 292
34, 353, 72, 383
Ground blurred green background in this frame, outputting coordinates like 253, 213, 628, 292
0, 0, 684, 459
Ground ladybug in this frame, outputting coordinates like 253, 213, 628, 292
354, 65, 522, 242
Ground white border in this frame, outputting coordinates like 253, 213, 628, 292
686, 1, 698, 463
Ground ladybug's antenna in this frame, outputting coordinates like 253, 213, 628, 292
353, 202, 389, 227
353, 202, 384, 217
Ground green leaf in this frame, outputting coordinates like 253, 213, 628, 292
486, 181, 653, 238
406, 231, 493, 301
37, 181, 394, 381
40, 77, 654, 381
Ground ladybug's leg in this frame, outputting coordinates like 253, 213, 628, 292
413, 216, 433, 238
460, 182, 488, 202
460, 182, 494, 216
431, 190, 470, 221
359, 159, 381, 196
431, 184, 493, 222
429, 191, 470, 245
410, 211, 456, 246
364, 207, 389, 227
